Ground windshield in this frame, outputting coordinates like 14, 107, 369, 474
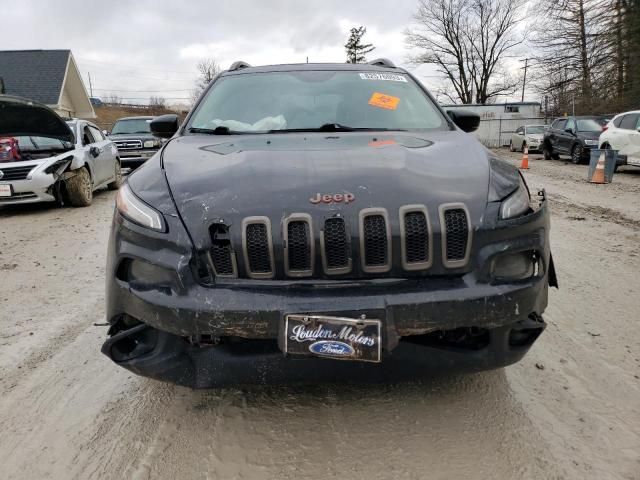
187, 71, 446, 133
111, 118, 153, 135
577, 119, 603, 132
15, 136, 70, 151
526, 126, 545, 134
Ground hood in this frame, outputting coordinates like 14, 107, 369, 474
0, 95, 74, 143
160, 131, 491, 249
109, 133, 157, 141
578, 131, 602, 141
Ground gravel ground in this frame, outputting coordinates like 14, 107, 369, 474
0, 150, 638, 480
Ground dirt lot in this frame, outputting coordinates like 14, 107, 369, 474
0, 149, 638, 480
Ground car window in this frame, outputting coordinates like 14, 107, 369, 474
565, 118, 576, 131
619, 114, 640, 130
516, 127, 523, 134
553, 119, 567, 130
526, 126, 545, 134
111, 119, 153, 135
188, 71, 447, 133
82, 125, 96, 146
612, 115, 624, 128
576, 119, 604, 132
14, 136, 70, 151
89, 126, 104, 142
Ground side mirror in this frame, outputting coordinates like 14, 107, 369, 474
151, 114, 179, 138
102, 130, 110, 136
565, 128, 575, 135
446, 110, 480, 133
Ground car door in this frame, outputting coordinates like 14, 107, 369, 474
559, 118, 576, 153
549, 119, 566, 151
625, 114, 640, 166
512, 127, 524, 149
88, 124, 116, 183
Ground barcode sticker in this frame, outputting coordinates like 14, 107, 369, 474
359, 72, 408, 82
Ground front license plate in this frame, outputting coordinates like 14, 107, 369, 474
0, 184, 11, 197
285, 314, 382, 363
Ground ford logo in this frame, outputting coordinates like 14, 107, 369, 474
309, 341, 355, 358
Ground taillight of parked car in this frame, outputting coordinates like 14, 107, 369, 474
601, 126, 608, 132
0, 137, 20, 162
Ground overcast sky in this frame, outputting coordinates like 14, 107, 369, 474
7, 0, 528, 106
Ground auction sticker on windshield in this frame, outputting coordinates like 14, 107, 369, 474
369, 92, 400, 110
284, 314, 382, 362
359, 72, 408, 82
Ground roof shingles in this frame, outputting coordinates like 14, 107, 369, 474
0, 50, 70, 105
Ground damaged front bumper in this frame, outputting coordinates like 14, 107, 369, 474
0, 155, 74, 205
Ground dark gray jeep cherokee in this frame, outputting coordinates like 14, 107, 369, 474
102, 59, 557, 387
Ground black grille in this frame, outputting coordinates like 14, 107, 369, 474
323, 217, 350, 270
404, 211, 429, 263
287, 221, 311, 271
245, 223, 272, 273
0, 165, 34, 181
210, 224, 235, 276
363, 215, 388, 266
444, 209, 469, 261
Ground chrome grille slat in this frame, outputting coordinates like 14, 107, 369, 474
321, 217, 351, 275
0, 165, 35, 181
399, 205, 432, 270
439, 203, 472, 268
284, 214, 314, 277
114, 140, 143, 150
359, 208, 391, 274
242, 217, 275, 279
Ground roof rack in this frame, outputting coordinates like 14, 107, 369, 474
228, 61, 252, 72
367, 58, 396, 68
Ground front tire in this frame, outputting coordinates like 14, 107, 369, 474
66, 167, 93, 207
543, 144, 552, 160
107, 161, 122, 191
521, 141, 527, 152
509, 140, 515, 152
571, 144, 583, 164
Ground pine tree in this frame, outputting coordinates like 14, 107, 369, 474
345, 26, 375, 64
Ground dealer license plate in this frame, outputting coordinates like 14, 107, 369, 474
0, 185, 11, 197
284, 314, 382, 363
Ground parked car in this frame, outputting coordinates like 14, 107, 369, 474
542, 116, 607, 164
599, 111, 640, 169
509, 124, 546, 152
0, 95, 121, 207
108, 116, 163, 168
101, 59, 557, 387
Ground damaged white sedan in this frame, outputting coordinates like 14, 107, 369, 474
0, 95, 121, 206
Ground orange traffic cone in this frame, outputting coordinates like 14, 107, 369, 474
589, 151, 607, 184
519, 145, 529, 170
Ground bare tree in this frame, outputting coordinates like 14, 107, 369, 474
149, 95, 166, 108
105, 94, 123, 105
345, 26, 375, 63
405, 0, 525, 104
191, 58, 221, 104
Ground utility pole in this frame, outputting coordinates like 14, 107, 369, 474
519, 58, 532, 102
88, 72, 93, 97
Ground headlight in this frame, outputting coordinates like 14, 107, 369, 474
143, 140, 160, 148
500, 175, 530, 219
584, 139, 598, 146
116, 183, 165, 231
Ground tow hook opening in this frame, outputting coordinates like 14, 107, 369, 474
106, 315, 158, 362
508, 314, 546, 348
401, 327, 491, 351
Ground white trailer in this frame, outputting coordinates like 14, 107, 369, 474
441, 102, 546, 148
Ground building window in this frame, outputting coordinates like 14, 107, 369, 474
505, 105, 520, 113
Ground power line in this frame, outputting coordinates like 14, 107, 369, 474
76, 57, 196, 75
92, 88, 192, 92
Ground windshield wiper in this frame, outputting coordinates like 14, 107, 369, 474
267, 124, 406, 133
188, 126, 245, 135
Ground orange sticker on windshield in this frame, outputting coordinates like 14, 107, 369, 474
368, 92, 400, 110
